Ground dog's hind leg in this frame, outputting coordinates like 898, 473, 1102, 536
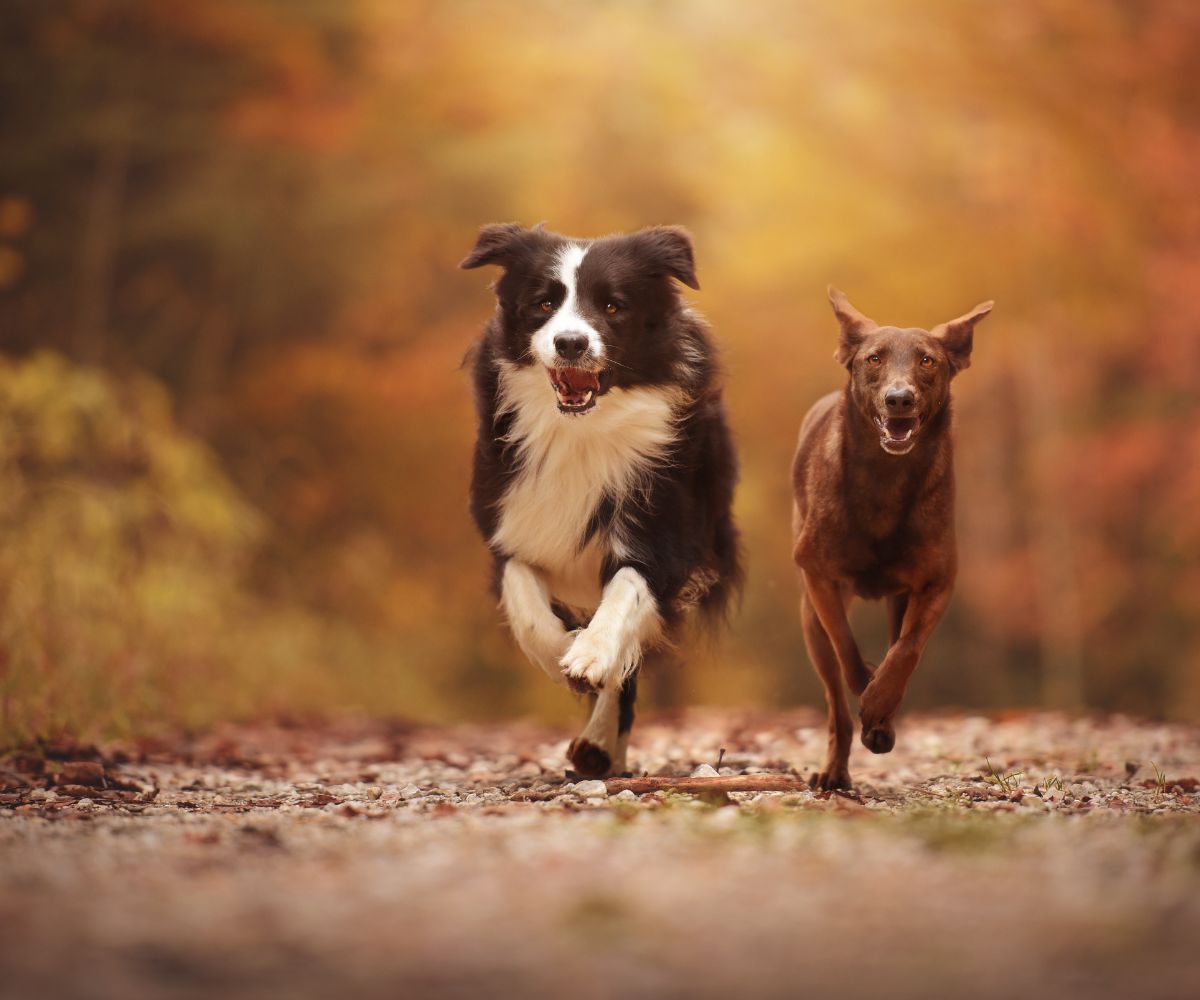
801, 571, 874, 696
613, 672, 638, 776
861, 583, 952, 754
886, 593, 909, 647
567, 684, 623, 779
801, 592, 854, 791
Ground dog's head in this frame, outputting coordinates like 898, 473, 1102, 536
828, 287, 993, 455
461, 223, 699, 414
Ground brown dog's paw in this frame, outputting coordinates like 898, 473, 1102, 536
809, 767, 853, 792
566, 738, 612, 778
861, 722, 896, 754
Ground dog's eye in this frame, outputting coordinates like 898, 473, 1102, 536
920, 355, 936, 368
867, 354, 882, 365
605, 302, 620, 316
539, 301, 554, 313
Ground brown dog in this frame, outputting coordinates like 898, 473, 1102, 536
792, 287, 993, 790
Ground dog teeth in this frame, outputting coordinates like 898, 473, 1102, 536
555, 388, 595, 410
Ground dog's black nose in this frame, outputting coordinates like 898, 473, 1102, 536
885, 387, 916, 412
554, 334, 588, 362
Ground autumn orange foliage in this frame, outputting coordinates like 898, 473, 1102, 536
0, 0, 1197, 740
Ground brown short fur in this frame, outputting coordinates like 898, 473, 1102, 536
792, 287, 993, 790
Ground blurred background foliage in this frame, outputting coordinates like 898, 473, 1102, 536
1, 0, 1197, 744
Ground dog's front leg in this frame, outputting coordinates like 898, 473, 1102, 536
801, 571, 874, 695
566, 673, 639, 778
500, 558, 572, 683
859, 582, 952, 753
560, 567, 662, 694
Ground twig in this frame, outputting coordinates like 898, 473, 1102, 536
605, 774, 806, 795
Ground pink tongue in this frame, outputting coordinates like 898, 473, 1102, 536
558, 369, 599, 393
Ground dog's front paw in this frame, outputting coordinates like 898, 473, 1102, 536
860, 722, 895, 754
560, 628, 621, 693
859, 683, 898, 754
566, 738, 612, 778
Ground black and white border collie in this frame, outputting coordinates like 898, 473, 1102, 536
461, 223, 741, 778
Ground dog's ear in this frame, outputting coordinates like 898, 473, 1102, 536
828, 286, 877, 368
635, 225, 700, 290
931, 300, 993, 374
460, 223, 537, 271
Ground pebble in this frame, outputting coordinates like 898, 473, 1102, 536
574, 780, 609, 799
75, 798, 95, 811
691, 764, 720, 778
367, 786, 383, 800
614, 789, 638, 802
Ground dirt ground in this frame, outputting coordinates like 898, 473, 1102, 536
2, 710, 1199, 1000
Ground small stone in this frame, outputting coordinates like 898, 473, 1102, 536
75, 797, 95, 810
399, 784, 423, 799
691, 764, 720, 778
574, 780, 608, 799
614, 789, 637, 802
366, 786, 383, 800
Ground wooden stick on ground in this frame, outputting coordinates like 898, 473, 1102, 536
604, 774, 808, 795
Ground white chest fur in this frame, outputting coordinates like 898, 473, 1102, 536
490, 362, 680, 611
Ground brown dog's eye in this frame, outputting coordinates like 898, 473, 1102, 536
539, 301, 554, 313
920, 355, 936, 368
605, 303, 620, 316
867, 354, 882, 365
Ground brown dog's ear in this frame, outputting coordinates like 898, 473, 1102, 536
635, 225, 700, 290
931, 300, 993, 373
460, 223, 534, 270
828, 286, 877, 368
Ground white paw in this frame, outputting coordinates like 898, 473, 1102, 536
560, 627, 622, 690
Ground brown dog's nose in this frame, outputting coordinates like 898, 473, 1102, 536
885, 387, 915, 412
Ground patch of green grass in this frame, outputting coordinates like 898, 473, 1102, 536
983, 757, 1023, 794
1150, 761, 1167, 800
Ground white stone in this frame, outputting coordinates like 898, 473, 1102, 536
574, 780, 609, 799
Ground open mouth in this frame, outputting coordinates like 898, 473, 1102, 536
874, 414, 920, 455
547, 367, 602, 414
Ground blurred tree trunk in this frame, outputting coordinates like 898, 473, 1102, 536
73, 110, 132, 363
1020, 336, 1085, 710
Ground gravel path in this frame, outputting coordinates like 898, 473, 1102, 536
2, 711, 1198, 999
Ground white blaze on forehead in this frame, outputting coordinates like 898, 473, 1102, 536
532, 243, 604, 367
